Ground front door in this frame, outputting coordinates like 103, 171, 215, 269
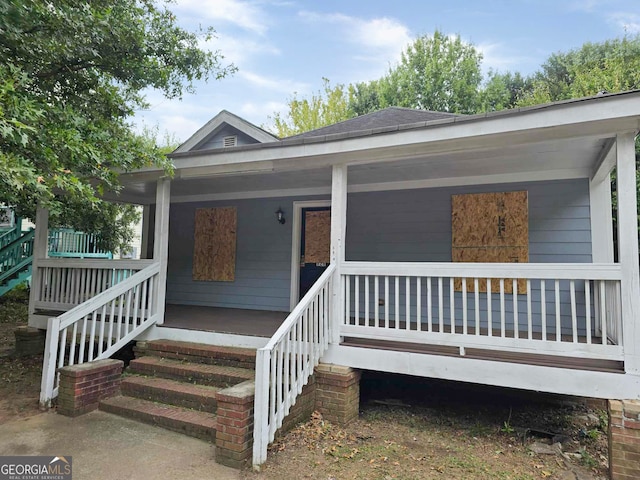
299, 206, 331, 299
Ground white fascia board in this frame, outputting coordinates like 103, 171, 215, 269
175, 94, 640, 170
122, 93, 640, 182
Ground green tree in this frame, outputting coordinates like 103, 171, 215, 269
266, 78, 354, 137
481, 71, 532, 112
363, 31, 484, 114
518, 35, 640, 106
0, 0, 235, 250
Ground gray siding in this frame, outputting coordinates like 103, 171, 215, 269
345, 179, 593, 334
166, 179, 592, 321
195, 126, 260, 150
346, 179, 591, 263
166, 196, 325, 311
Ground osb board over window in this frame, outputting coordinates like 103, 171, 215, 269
304, 210, 331, 264
193, 207, 237, 282
451, 191, 528, 294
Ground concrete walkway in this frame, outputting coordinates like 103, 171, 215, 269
0, 411, 242, 480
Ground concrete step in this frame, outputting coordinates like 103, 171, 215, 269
121, 376, 220, 413
100, 395, 217, 441
137, 340, 256, 369
128, 356, 254, 388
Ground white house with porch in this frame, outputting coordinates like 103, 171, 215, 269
30, 91, 640, 471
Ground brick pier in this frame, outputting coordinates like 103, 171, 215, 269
609, 399, 640, 479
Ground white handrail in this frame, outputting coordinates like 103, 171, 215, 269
341, 262, 623, 361
253, 264, 335, 468
39, 262, 161, 408
342, 261, 622, 281
38, 258, 154, 268
34, 260, 154, 312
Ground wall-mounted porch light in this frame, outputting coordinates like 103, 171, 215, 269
275, 207, 286, 224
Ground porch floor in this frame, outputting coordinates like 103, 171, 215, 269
161, 304, 287, 337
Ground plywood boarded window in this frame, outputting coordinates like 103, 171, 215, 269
193, 207, 237, 282
304, 210, 331, 264
452, 191, 528, 293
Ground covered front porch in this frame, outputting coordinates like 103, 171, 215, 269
29, 92, 640, 419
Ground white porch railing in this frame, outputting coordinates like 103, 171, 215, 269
33, 259, 155, 312
340, 262, 623, 361
253, 264, 335, 467
39, 262, 161, 407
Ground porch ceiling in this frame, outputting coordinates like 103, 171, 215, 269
115, 134, 611, 204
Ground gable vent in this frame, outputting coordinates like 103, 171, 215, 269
223, 135, 237, 148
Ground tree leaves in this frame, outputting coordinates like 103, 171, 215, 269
0, 0, 235, 250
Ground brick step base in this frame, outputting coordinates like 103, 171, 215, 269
137, 340, 256, 369
100, 395, 217, 441
128, 356, 254, 388
121, 375, 220, 413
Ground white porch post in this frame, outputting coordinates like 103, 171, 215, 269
153, 178, 171, 325
27, 206, 49, 326
330, 164, 347, 344
616, 132, 640, 375
589, 173, 614, 263
140, 204, 152, 259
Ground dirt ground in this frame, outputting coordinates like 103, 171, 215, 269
0, 290, 609, 479
0, 287, 43, 424
244, 377, 610, 480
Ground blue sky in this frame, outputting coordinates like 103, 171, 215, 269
135, 0, 640, 142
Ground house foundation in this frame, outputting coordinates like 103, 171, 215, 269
216, 364, 361, 469
57, 359, 124, 416
315, 364, 361, 425
609, 399, 640, 479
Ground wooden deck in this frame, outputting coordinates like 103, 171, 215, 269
161, 304, 287, 337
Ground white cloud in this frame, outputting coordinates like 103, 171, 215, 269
174, 0, 269, 35
297, 11, 411, 80
568, 0, 615, 13
199, 33, 281, 66
608, 12, 640, 33
238, 71, 310, 94
239, 101, 288, 124
298, 11, 411, 59
476, 42, 534, 72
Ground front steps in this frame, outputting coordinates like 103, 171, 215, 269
99, 339, 256, 442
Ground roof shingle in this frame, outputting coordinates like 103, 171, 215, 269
284, 107, 458, 139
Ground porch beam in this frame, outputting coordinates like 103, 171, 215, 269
589, 173, 614, 263
616, 132, 640, 375
591, 137, 616, 184
323, 345, 640, 399
330, 164, 347, 344
27, 206, 49, 327
140, 205, 152, 259
153, 177, 171, 325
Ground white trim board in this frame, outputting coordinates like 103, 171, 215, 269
322, 344, 640, 399
138, 324, 268, 349
166, 168, 589, 204
289, 200, 331, 311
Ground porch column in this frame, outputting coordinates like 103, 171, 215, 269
330, 164, 347, 344
616, 132, 640, 375
153, 177, 171, 325
27, 206, 49, 326
140, 205, 152, 259
589, 174, 614, 263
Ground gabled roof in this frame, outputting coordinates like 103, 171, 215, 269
285, 107, 458, 139
173, 110, 279, 154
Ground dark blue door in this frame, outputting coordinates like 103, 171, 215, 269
299, 207, 331, 299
